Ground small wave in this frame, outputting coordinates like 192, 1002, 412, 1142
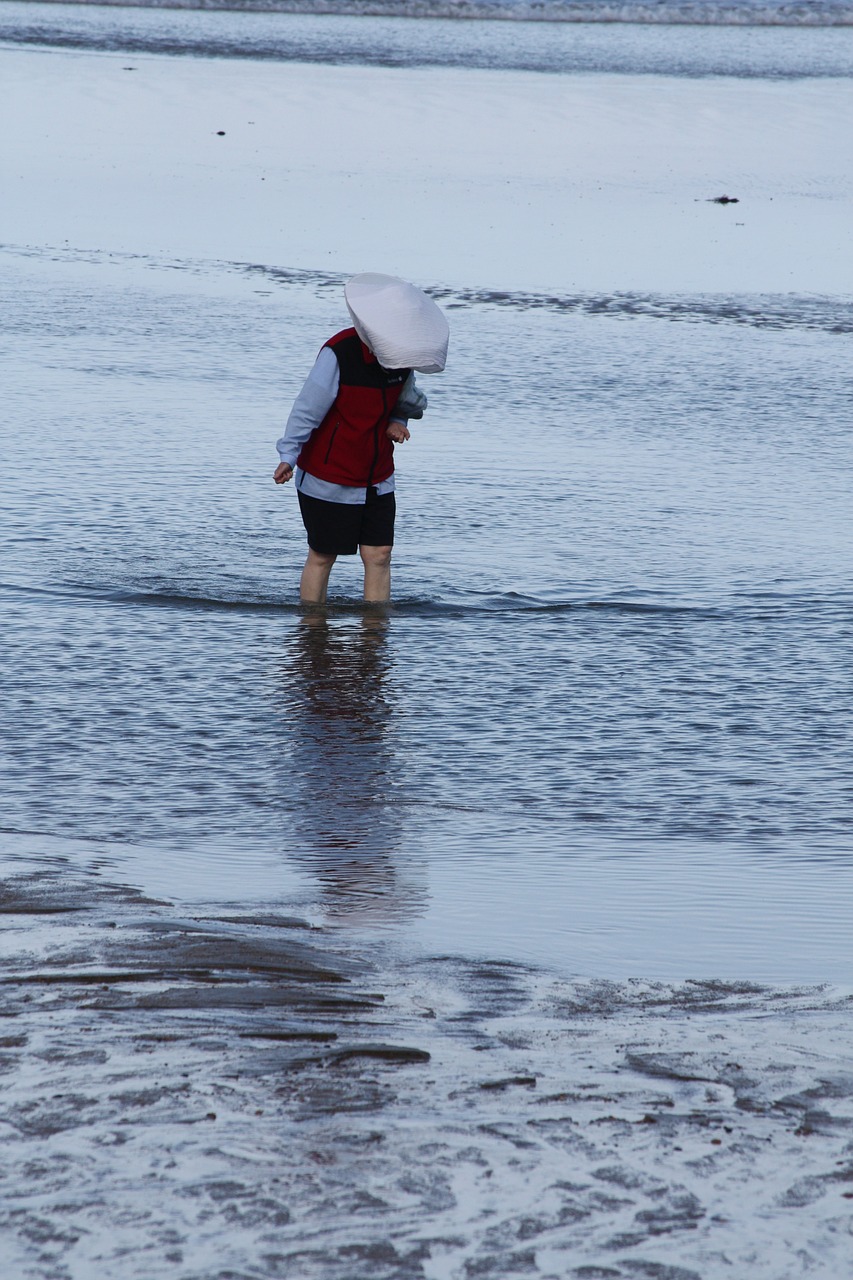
4, 579, 851, 621
4, 1, 853, 85
31, 0, 853, 28
250, 262, 853, 334
426, 285, 853, 334
0, 579, 294, 614
0, 578, 734, 618
4, 243, 852, 337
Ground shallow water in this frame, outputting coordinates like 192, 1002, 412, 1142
3, 243, 852, 983
3, 2, 853, 74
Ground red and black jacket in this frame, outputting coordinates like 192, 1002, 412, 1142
297, 328, 410, 487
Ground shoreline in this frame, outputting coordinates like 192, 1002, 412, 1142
4, 5, 853, 75
2, 859, 852, 1277
12, 0, 853, 27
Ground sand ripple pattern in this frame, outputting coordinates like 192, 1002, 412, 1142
1, 866, 852, 1278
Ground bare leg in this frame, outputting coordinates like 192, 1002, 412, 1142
300, 548, 337, 604
360, 544, 392, 603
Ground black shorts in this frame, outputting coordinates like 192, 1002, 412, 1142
298, 487, 396, 557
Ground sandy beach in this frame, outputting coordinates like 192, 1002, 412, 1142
2, 9, 853, 1277
3, 37, 852, 293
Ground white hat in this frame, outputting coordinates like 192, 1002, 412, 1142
344, 273, 449, 374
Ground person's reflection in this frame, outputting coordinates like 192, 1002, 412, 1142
280, 611, 426, 925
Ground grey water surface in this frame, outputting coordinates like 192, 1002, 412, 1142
3, 244, 852, 983
2, 2, 853, 75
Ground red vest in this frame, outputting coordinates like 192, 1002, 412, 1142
297, 329, 410, 487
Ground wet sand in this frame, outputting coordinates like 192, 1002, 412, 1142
2, 862, 852, 1277
2, 36, 852, 294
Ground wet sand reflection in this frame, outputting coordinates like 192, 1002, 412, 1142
281, 611, 426, 925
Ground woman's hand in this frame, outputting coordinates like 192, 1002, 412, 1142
386, 422, 410, 444
274, 462, 294, 484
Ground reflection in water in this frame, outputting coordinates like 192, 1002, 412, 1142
280, 612, 426, 925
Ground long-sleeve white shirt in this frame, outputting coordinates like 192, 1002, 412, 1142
276, 347, 407, 505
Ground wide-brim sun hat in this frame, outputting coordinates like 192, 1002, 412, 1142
344, 273, 449, 374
